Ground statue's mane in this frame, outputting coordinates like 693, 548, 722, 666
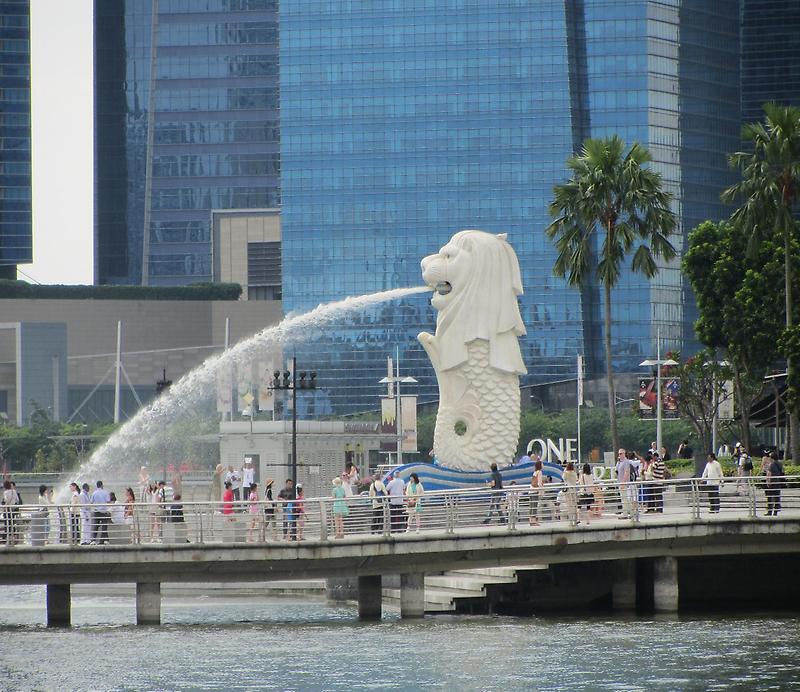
436, 230, 527, 375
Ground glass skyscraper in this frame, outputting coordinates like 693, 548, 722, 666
94, 0, 279, 285
280, 0, 742, 414
0, 0, 31, 279
741, 0, 800, 124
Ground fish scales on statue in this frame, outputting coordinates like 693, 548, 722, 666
418, 230, 527, 471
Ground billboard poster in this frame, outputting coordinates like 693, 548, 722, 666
718, 379, 734, 420
401, 395, 418, 452
638, 378, 680, 419
662, 377, 680, 419
638, 378, 656, 418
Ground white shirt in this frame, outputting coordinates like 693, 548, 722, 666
242, 465, 255, 488
701, 460, 724, 486
386, 477, 406, 504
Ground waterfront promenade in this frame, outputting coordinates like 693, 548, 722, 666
1, 477, 799, 626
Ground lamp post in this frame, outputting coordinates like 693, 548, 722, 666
270, 357, 316, 485
379, 353, 417, 468
640, 333, 678, 454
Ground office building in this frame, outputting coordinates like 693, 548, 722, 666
94, 0, 279, 286
280, 0, 741, 414
0, 0, 32, 278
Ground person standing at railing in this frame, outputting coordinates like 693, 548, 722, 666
278, 478, 297, 541
295, 484, 306, 541
222, 481, 234, 517
242, 459, 255, 497
369, 474, 388, 533
124, 487, 136, 540
736, 448, 754, 496
90, 480, 112, 545
386, 471, 406, 533
616, 452, 638, 520
332, 477, 348, 539
342, 461, 359, 496
69, 482, 82, 544
701, 453, 724, 513
482, 463, 507, 525
765, 452, 785, 517
529, 460, 545, 526
562, 462, 578, 526
405, 472, 424, 533
263, 478, 276, 540
79, 483, 91, 545
578, 463, 595, 525
2, 479, 19, 546
37, 485, 51, 545
649, 453, 666, 513
247, 483, 260, 542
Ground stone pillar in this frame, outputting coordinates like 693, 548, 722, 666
136, 582, 161, 625
400, 573, 425, 619
46, 584, 71, 627
653, 556, 679, 612
357, 575, 382, 621
611, 559, 636, 611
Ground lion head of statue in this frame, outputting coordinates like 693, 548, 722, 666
420, 230, 527, 375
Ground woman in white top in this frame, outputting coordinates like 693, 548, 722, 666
578, 464, 595, 525
701, 453, 724, 513
529, 460, 544, 526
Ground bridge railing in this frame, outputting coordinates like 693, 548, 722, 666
1, 475, 797, 547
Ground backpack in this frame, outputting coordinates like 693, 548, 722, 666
373, 483, 386, 498
743, 457, 754, 472
628, 463, 638, 482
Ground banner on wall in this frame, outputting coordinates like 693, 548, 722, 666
638, 378, 680, 419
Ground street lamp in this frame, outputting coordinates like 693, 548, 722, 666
379, 368, 418, 468
640, 341, 678, 454
269, 357, 316, 485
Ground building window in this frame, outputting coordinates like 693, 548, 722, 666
248, 241, 281, 300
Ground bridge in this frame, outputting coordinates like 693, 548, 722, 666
1, 477, 798, 625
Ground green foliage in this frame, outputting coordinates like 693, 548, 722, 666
0, 419, 120, 473
0, 280, 243, 301
416, 407, 693, 462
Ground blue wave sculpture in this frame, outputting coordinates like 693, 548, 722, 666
383, 460, 563, 492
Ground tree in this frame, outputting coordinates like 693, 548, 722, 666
546, 136, 677, 455
671, 351, 733, 456
722, 103, 800, 462
682, 219, 798, 449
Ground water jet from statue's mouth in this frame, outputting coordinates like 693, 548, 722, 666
434, 281, 452, 295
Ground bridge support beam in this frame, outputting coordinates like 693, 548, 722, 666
400, 573, 425, 619
46, 584, 71, 627
653, 556, 679, 612
136, 582, 161, 625
611, 559, 636, 611
357, 575, 382, 620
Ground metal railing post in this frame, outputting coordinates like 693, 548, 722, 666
690, 478, 701, 520
508, 489, 517, 531
382, 498, 391, 538
319, 499, 329, 541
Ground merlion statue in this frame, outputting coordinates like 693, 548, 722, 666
418, 230, 527, 471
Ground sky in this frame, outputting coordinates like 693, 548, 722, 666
18, 0, 94, 285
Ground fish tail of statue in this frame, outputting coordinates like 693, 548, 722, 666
419, 230, 526, 471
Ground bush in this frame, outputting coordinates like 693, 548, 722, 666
0, 280, 242, 301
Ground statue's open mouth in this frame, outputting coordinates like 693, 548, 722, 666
434, 281, 452, 295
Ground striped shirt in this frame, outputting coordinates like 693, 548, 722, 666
651, 459, 666, 481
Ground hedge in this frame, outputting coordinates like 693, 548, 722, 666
0, 280, 242, 301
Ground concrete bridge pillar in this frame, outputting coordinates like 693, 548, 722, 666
611, 559, 636, 611
653, 556, 679, 612
46, 584, 71, 627
136, 582, 161, 625
400, 573, 425, 619
357, 575, 382, 620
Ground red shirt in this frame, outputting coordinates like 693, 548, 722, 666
222, 488, 234, 515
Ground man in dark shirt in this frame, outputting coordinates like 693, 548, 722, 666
277, 478, 297, 540
482, 463, 507, 524
766, 454, 785, 517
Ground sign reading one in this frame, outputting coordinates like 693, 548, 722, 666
526, 438, 578, 464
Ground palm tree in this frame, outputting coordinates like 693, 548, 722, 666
722, 103, 800, 464
546, 136, 677, 454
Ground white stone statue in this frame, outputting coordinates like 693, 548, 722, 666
418, 230, 527, 470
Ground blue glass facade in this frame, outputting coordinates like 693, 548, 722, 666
741, 0, 800, 124
280, 0, 742, 414
94, 0, 279, 285
0, 0, 31, 277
